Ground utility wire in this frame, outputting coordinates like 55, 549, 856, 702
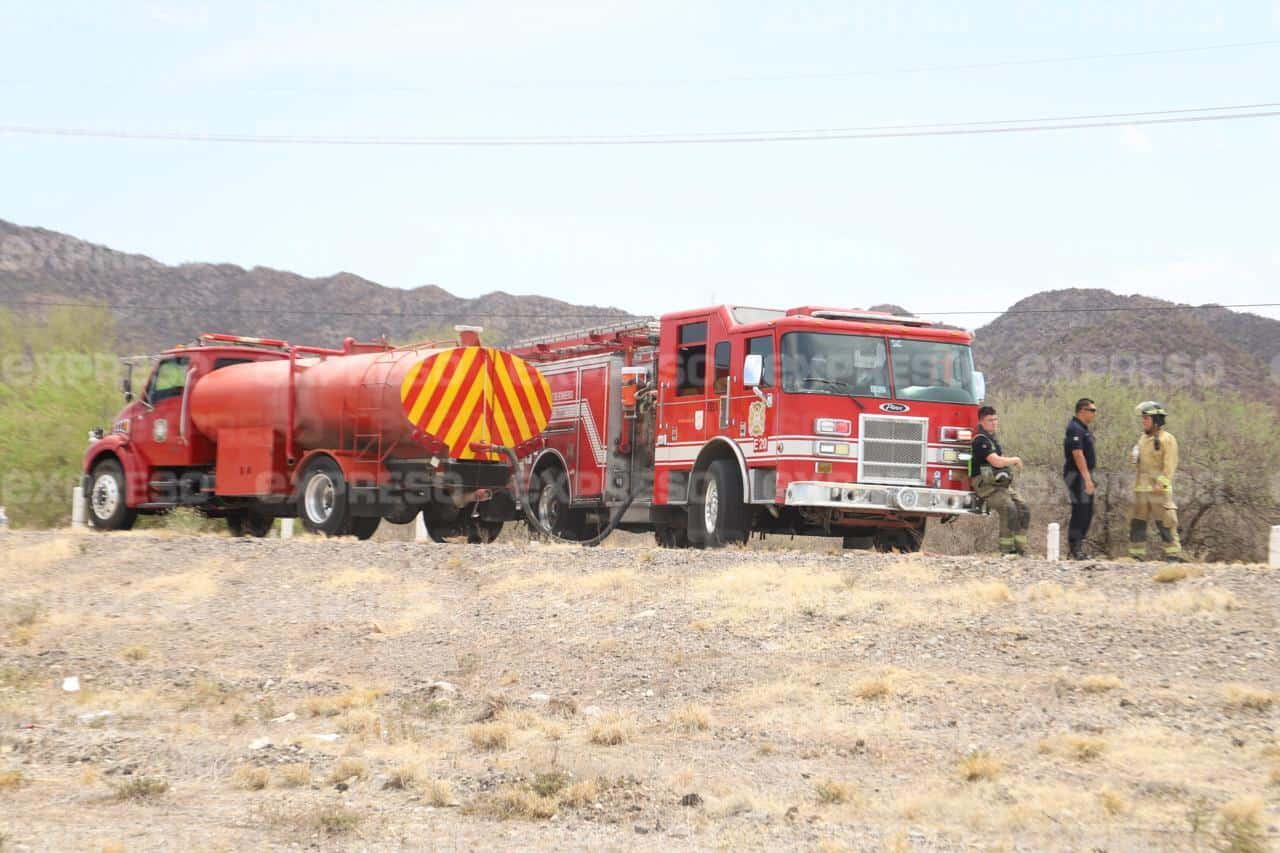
3, 102, 1280, 147
4, 298, 1277, 320
4, 38, 1275, 92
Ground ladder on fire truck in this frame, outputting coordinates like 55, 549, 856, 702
510, 318, 660, 362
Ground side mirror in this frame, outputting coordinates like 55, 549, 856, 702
120, 376, 133, 403
743, 354, 764, 387
972, 370, 986, 403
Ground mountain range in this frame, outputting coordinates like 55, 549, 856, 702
2, 218, 1276, 404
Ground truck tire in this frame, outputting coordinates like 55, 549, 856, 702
874, 522, 925, 553
227, 509, 273, 538
87, 459, 137, 531
531, 467, 584, 540
654, 523, 691, 548
348, 516, 381, 540
689, 459, 749, 548
297, 457, 350, 537
841, 533, 875, 550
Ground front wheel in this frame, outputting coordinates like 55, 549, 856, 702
874, 522, 925, 553
296, 457, 349, 537
87, 459, 137, 531
689, 459, 749, 549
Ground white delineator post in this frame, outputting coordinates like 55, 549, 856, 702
1270, 525, 1280, 568
1046, 522, 1060, 561
280, 518, 295, 539
414, 514, 429, 544
71, 486, 87, 529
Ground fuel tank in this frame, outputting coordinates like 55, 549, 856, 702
189, 345, 551, 460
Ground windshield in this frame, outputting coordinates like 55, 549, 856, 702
889, 338, 977, 403
780, 332, 890, 398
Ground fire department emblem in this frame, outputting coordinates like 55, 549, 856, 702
747, 401, 766, 437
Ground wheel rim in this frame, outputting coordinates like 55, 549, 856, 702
703, 479, 719, 535
92, 473, 119, 520
304, 472, 336, 524
537, 483, 562, 531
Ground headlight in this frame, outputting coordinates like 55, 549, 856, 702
112, 419, 130, 436
815, 418, 852, 436
816, 441, 851, 457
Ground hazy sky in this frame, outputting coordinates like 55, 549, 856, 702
3, 1, 1279, 329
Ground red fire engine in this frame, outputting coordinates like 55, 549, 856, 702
512, 305, 985, 550
81, 331, 550, 541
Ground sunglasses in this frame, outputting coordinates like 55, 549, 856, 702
1081, 407, 1098, 413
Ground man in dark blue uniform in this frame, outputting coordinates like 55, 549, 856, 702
1062, 398, 1098, 560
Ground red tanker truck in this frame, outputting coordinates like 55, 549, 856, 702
81, 330, 552, 542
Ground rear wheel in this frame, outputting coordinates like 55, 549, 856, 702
689, 459, 749, 549
296, 457, 349, 537
87, 459, 137, 531
531, 467, 584, 540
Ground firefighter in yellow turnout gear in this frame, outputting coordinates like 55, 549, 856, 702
1128, 401, 1183, 561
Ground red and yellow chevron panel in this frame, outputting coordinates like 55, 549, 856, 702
398, 347, 552, 460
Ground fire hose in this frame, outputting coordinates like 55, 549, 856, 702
487, 444, 639, 548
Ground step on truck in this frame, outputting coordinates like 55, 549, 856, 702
511, 305, 986, 550
82, 330, 551, 542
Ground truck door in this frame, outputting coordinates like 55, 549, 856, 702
739, 333, 776, 456
662, 320, 708, 448
132, 356, 193, 470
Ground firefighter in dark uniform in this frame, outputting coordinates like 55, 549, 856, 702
1063, 398, 1098, 560
1128, 401, 1183, 561
970, 405, 1030, 555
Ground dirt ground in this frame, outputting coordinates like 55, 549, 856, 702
1, 529, 1277, 852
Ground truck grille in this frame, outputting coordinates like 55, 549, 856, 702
859, 415, 927, 485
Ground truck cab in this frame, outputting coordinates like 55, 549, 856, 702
82, 342, 287, 531
653, 305, 982, 549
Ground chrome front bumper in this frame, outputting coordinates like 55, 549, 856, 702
784, 481, 978, 515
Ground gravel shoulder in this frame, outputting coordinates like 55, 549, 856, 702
1, 530, 1277, 851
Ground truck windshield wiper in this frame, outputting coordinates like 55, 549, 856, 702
798, 377, 866, 410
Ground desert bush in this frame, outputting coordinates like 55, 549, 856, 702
0, 306, 121, 527
986, 377, 1279, 561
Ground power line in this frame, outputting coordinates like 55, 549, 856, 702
3, 102, 1279, 147
4, 38, 1275, 92
4, 298, 1276, 320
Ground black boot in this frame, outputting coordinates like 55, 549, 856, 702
1068, 542, 1086, 561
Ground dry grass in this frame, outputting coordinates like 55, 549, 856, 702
1143, 586, 1238, 615
1040, 734, 1106, 762
326, 757, 366, 784
109, 776, 169, 801
668, 702, 712, 732
813, 779, 856, 804
1153, 565, 1189, 583
178, 677, 234, 710
561, 778, 600, 807
0, 769, 23, 790
692, 561, 881, 622
121, 645, 149, 662
488, 784, 560, 820
1077, 674, 1124, 693
305, 688, 381, 717
306, 805, 363, 835
425, 779, 454, 807
957, 751, 1002, 782
469, 721, 512, 751
232, 765, 270, 791
588, 711, 635, 746
851, 667, 910, 701
336, 709, 383, 738
1097, 786, 1132, 816
275, 763, 311, 788
385, 763, 424, 791
1222, 683, 1276, 711
1217, 796, 1267, 853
